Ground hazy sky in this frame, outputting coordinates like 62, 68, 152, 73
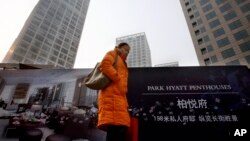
0, 0, 199, 68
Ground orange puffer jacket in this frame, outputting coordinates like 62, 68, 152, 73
97, 49, 130, 131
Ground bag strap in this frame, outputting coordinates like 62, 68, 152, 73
113, 52, 119, 69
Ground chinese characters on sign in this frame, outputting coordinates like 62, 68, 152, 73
152, 115, 238, 123
177, 99, 207, 109
151, 98, 238, 123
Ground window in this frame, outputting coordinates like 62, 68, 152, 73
185, 2, 189, 6
36, 57, 46, 64
39, 51, 48, 58
53, 44, 61, 51
204, 58, 211, 65
246, 15, 250, 22
235, 0, 247, 5
192, 5, 197, 10
215, 0, 226, 5
207, 45, 214, 52
55, 38, 63, 45
233, 30, 249, 40
240, 3, 250, 13
200, 27, 206, 33
26, 52, 37, 60
213, 28, 225, 38
22, 35, 32, 43
29, 23, 38, 31
195, 30, 200, 36
200, 0, 209, 6
211, 55, 218, 63
198, 38, 203, 45
34, 40, 42, 48
226, 60, 240, 65
49, 55, 57, 62
47, 34, 55, 41
209, 19, 221, 28
26, 29, 35, 37
201, 48, 207, 54
221, 48, 235, 59
61, 48, 68, 54
217, 37, 230, 48
202, 4, 213, 13
239, 41, 250, 52
197, 18, 203, 25
223, 11, 237, 21
42, 44, 50, 52
246, 55, 250, 64
35, 34, 44, 42
20, 41, 29, 49
51, 49, 59, 56
12, 54, 23, 62
203, 35, 210, 42
187, 8, 192, 13
15, 48, 26, 55
206, 11, 217, 20
58, 59, 65, 66
190, 15, 194, 20
194, 11, 200, 17
228, 20, 243, 30
219, 3, 232, 13
30, 45, 39, 54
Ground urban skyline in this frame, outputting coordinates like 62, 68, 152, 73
1, 0, 200, 68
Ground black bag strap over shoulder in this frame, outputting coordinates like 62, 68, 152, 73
113, 52, 119, 69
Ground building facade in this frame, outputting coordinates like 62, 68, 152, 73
2, 0, 90, 68
154, 61, 179, 67
180, 0, 250, 67
116, 32, 152, 67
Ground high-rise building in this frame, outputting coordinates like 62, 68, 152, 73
116, 32, 152, 67
180, 0, 250, 68
154, 61, 179, 67
2, 0, 90, 68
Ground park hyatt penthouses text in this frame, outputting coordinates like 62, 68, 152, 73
147, 85, 232, 91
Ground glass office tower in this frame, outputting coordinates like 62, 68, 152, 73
2, 0, 90, 68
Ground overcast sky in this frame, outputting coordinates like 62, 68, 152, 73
0, 0, 199, 68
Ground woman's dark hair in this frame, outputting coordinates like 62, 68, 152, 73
117, 42, 129, 49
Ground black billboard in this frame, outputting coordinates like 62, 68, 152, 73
127, 66, 250, 141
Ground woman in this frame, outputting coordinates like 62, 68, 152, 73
98, 42, 131, 141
